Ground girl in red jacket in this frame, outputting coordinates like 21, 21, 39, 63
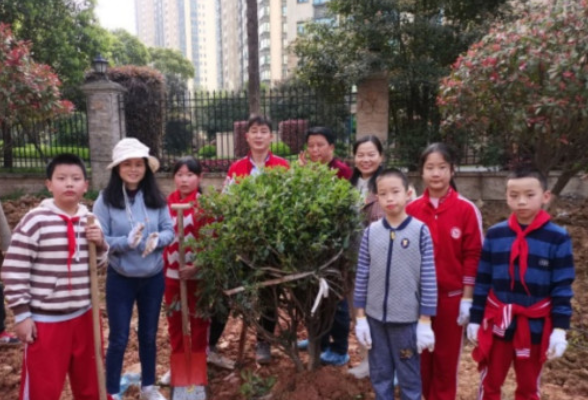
163, 157, 210, 397
406, 143, 483, 400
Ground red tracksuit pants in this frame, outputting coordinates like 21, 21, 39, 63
421, 295, 463, 400
477, 340, 543, 400
19, 309, 108, 400
164, 277, 209, 354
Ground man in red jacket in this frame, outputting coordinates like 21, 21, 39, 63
224, 115, 289, 365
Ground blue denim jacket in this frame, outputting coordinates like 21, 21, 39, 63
93, 190, 174, 277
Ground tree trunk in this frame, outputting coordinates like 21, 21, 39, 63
1, 121, 12, 168
246, 0, 260, 115
307, 337, 322, 371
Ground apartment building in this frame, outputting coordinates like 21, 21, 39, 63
135, 0, 220, 90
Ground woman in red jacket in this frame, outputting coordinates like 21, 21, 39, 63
406, 143, 483, 400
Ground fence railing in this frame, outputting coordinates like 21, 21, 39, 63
0, 111, 89, 172
157, 88, 357, 172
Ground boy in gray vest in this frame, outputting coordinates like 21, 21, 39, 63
354, 168, 437, 400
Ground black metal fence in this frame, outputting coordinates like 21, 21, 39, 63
0, 111, 89, 172
159, 88, 357, 172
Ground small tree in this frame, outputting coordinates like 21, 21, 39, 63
0, 23, 73, 167
194, 164, 360, 371
438, 0, 588, 195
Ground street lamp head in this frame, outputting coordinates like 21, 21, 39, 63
92, 54, 108, 76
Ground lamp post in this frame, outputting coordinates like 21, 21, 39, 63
92, 54, 108, 79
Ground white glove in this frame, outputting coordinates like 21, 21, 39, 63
457, 298, 473, 326
547, 328, 567, 360
416, 320, 435, 353
142, 232, 159, 257
127, 223, 144, 249
467, 323, 480, 346
355, 317, 372, 349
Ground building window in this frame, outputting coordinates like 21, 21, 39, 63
297, 22, 305, 34
297, 0, 309, 3
313, 0, 328, 4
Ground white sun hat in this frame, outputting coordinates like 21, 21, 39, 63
106, 138, 160, 172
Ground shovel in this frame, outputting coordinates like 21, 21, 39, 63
170, 204, 207, 400
87, 215, 107, 400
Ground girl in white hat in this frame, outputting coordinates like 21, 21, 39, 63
93, 138, 174, 400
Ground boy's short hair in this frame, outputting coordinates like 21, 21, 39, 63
46, 153, 88, 180
305, 126, 336, 145
507, 167, 548, 191
247, 114, 272, 131
376, 168, 409, 191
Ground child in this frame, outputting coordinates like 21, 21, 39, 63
406, 143, 483, 400
93, 138, 174, 400
224, 114, 289, 364
161, 157, 212, 397
1, 153, 109, 400
354, 168, 437, 400
467, 168, 574, 400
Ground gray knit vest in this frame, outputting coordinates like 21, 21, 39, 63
366, 218, 424, 323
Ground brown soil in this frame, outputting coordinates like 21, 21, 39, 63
1, 197, 588, 399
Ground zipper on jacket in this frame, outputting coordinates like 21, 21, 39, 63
382, 230, 395, 322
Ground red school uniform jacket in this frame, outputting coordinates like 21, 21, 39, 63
406, 188, 483, 295
163, 190, 210, 278
226, 151, 290, 180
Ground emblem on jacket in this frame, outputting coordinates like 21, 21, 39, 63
450, 227, 462, 239
401, 238, 410, 248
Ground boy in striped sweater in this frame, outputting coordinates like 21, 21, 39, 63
468, 168, 575, 400
1, 154, 109, 400
354, 168, 437, 400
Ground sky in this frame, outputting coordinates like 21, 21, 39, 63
95, 0, 136, 35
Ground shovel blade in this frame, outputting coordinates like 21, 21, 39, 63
171, 352, 207, 387
172, 385, 207, 400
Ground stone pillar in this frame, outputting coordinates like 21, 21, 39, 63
356, 72, 389, 144
81, 80, 126, 191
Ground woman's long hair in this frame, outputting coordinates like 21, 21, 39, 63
102, 158, 167, 209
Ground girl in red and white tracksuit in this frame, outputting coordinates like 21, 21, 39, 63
164, 157, 210, 374
406, 143, 483, 400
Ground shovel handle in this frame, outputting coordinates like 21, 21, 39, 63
173, 205, 191, 356
87, 215, 107, 400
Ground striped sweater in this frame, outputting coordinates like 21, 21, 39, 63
1, 199, 108, 323
354, 216, 437, 323
163, 190, 210, 279
470, 218, 575, 343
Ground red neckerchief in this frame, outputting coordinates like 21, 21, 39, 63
168, 189, 198, 218
57, 214, 80, 292
507, 210, 550, 296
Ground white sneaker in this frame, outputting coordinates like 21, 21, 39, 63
140, 385, 166, 400
348, 357, 370, 379
159, 370, 171, 386
207, 351, 235, 370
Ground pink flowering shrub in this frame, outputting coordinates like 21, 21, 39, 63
0, 23, 73, 126
438, 1, 588, 195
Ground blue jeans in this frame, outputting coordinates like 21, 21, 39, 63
105, 267, 164, 394
320, 298, 350, 355
368, 317, 421, 400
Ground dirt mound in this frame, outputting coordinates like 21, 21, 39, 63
1, 196, 588, 399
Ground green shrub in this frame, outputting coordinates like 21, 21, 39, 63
194, 163, 360, 371
164, 118, 193, 155
270, 140, 292, 156
198, 144, 217, 159
12, 145, 90, 160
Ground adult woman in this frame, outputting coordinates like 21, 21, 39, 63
93, 138, 174, 400
350, 135, 385, 225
